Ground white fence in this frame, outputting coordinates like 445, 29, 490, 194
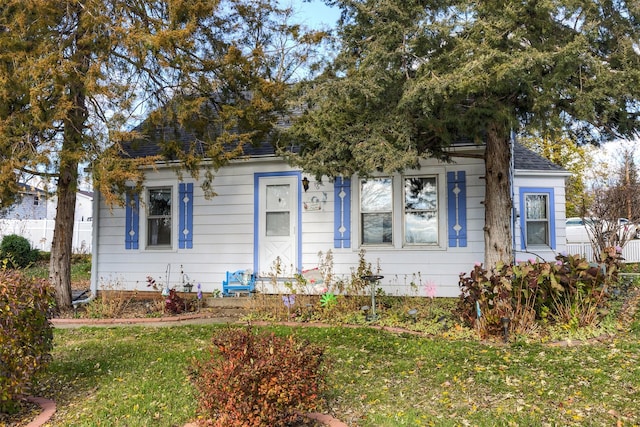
567, 240, 640, 263
0, 219, 92, 254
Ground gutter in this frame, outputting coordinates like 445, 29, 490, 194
72, 187, 99, 307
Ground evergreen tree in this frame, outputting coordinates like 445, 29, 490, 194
284, 0, 640, 267
0, 0, 326, 309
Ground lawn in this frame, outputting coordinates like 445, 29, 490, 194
32, 323, 640, 427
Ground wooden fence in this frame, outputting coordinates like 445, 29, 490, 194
0, 219, 92, 253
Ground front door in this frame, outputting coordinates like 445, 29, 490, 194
256, 174, 300, 276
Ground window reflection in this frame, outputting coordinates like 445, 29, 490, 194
361, 178, 393, 245
404, 177, 437, 244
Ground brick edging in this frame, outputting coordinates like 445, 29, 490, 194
25, 396, 56, 427
50, 313, 217, 325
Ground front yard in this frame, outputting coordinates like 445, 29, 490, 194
20, 322, 640, 426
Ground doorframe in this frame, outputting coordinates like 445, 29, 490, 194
253, 171, 302, 275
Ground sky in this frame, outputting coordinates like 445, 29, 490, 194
285, 0, 340, 28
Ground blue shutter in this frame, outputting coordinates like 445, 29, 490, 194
447, 171, 467, 247
334, 177, 351, 248
179, 183, 194, 249
125, 192, 139, 250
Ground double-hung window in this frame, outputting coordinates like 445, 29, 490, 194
147, 187, 172, 247
361, 178, 393, 245
404, 177, 438, 244
524, 193, 549, 246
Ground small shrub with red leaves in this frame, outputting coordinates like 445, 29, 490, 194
192, 326, 327, 427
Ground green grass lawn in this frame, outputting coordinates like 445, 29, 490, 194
36, 324, 640, 427
23, 256, 92, 284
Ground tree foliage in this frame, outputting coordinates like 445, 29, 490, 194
519, 135, 593, 217
283, 0, 640, 267
0, 0, 327, 308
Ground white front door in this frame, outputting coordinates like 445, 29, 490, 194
257, 175, 299, 276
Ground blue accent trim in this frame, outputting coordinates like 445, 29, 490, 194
333, 177, 351, 248
178, 183, 194, 249
447, 171, 467, 247
253, 171, 303, 273
519, 187, 556, 250
125, 192, 139, 250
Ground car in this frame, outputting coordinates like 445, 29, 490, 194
565, 217, 596, 243
565, 217, 639, 243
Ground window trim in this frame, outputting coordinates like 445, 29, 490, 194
143, 183, 177, 251
355, 172, 445, 250
519, 188, 556, 249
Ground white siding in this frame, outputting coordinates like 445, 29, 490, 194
94, 157, 566, 298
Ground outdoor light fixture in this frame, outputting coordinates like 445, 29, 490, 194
302, 177, 310, 192
408, 309, 418, 324
361, 275, 384, 321
361, 305, 370, 320
501, 317, 511, 343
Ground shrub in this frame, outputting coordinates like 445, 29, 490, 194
192, 326, 327, 427
164, 289, 194, 314
0, 234, 39, 268
0, 270, 54, 413
457, 249, 621, 338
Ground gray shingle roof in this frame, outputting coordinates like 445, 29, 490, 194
513, 142, 566, 172
121, 129, 565, 173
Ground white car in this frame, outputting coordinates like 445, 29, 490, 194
566, 217, 639, 243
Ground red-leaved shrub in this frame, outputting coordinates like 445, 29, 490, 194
192, 326, 327, 427
0, 270, 54, 413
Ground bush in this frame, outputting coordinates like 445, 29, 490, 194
0, 234, 39, 268
457, 249, 621, 338
0, 270, 54, 413
192, 326, 327, 427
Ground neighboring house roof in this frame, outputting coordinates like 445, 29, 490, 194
17, 182, 48, 195
121, 126, 565, 173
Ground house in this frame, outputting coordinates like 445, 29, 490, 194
0, 183, 93, 252
74, 190, 94, 222
1, 183, 49, 220
90, 137, 570, 298
1, 183, 93, 222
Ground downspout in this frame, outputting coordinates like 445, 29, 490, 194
73, 188, 99, 307
510, 130, 517, 262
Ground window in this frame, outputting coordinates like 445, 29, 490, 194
524, 193, 549, 246
265, 184, 291, 236
33, 195, 39, 206
360, 175, 442, 247
404, 177, 438, 244
147, 187, 172, 247
361, 178, 392, 244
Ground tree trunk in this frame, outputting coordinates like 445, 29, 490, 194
50, 3, 89, 310
50, 165, 78, 310
483, 122, 513, 269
